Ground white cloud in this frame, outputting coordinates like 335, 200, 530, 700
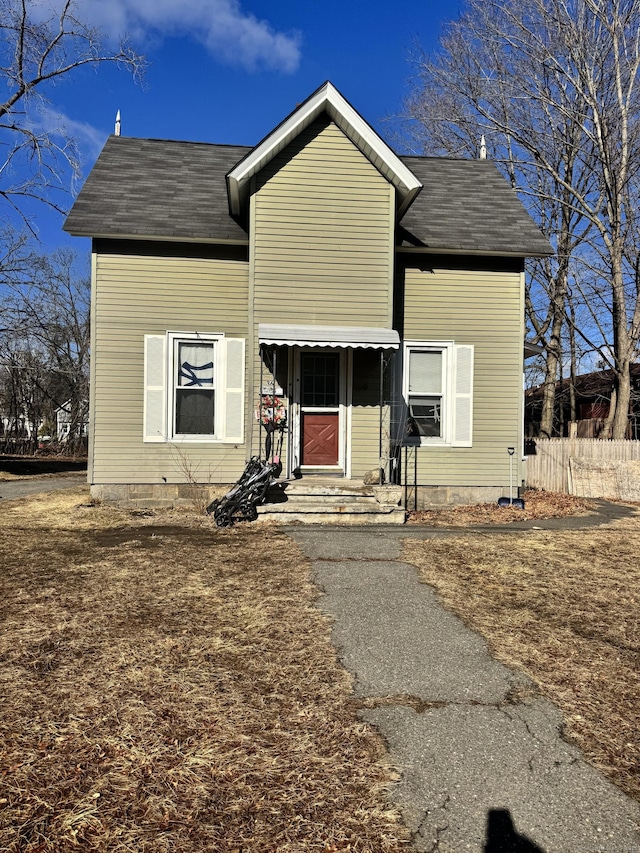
34, 105, 107, 161
82, 0, 301, 73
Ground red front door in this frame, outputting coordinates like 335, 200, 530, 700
300, 352, 341, 467
302, 413, 339, 465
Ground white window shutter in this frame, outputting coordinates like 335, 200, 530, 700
143, 335, 167, 442
223, 338, 245, 443
452, 345, 474, 447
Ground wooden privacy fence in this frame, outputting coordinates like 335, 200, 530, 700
526, 438, 640, 494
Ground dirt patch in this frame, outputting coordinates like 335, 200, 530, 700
403, 513, 640, 803
408, 489, 595, 526
0, 492, 408, 852
90, 525, 211, 548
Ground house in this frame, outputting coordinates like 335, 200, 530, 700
55, 401, 89, 444
525, 364, 640, 439
63, 82, 551, 513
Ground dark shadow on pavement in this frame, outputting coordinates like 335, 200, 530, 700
484, 809, 546, 852
0, 455, 87, 476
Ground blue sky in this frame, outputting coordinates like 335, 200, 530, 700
28, 0, 464, 251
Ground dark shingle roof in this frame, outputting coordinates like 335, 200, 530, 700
399, 156, 551, 256
64, 137, 251, 242
64, 136, 551, 257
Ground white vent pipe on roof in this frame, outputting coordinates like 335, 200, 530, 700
115, 110, 121, 136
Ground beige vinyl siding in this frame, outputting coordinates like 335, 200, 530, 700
252, 117, 394, 328
248, 349, 290, 474
250, 118, 395, 473
87, 252, 98, 482
92, 252, 249, 484
350, 349, 387, 478
350, 407, 382, 478
403, 264, 524, 487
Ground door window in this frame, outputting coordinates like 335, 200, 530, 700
301, 353, 339, 407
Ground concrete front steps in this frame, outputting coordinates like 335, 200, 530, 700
257, 477, 406, 525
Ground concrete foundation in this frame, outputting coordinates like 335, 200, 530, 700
90, 481, 512, 513
404, 485, 510, 510
90, 482, 228, 508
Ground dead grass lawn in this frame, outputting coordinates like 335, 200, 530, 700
403, 514, 640, 802
408, 489, 594, 526
0, 489, 408, 852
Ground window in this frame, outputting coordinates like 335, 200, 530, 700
174, 340, 216, 436
403, 342, 474, 447
143, 333, 245, 444
301, 352, 339, 406
407, 348, 444, 438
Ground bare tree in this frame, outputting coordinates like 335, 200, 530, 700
0, 2, 143, 454
0, 248, 90, 454
403, 0, 640, 438
0, 337, 49, 451
0, 0, 144, 227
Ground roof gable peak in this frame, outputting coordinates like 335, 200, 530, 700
226, 81, 421, 219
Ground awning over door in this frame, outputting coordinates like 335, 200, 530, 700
258, 323, 400, 350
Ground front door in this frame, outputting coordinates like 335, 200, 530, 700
300, 352, 341, 467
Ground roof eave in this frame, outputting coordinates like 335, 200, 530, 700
65, 229, 249, 246
226, 81, 422, 218
396, 185, 422, 220
396, 245, 553, 259
524, 341, 545, 358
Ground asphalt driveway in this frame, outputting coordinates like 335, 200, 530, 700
0, 473, 87, 501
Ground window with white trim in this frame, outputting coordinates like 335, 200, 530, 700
407, 347, 445, 438
143, 332, 245, 444
403, 342, 474, 447
174, 338, 216, 436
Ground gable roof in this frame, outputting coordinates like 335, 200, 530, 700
64, 86, 552, 258
64, 137, 250, 243
398, 157, 552, 257
226, 81, 422, 220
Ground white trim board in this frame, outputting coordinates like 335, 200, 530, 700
227, 82, 422, 219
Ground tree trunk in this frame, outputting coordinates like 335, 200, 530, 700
568, 304, 578, 424
539, 350, 559, 438
540, 257, 570, 438
602, 386, 617, 439
612, 362, 631, 439
610, 245, 632, 439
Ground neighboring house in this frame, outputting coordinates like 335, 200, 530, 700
64, 82, 551, 509
55, 401, 89, 443
525, 364, 640, 439
0, 414, 34, 438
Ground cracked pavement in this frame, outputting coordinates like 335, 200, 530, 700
287, 526, 640, 853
